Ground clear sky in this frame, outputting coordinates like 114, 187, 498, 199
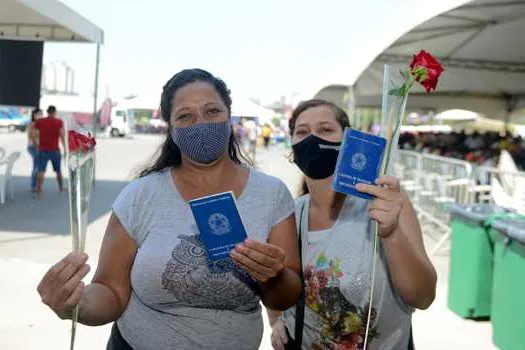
43, 0, 468, 104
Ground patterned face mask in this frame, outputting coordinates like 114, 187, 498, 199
171, 121, 231, 164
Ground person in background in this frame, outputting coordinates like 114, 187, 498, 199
245, 119, 258, 161
27, 108, 42, 192
262, 123, 273, 149
33, 105, 66, 195
269, 99, 436, 349
37, 69, 302, 350
464, 131, 485, 151
234, 119, 245, 145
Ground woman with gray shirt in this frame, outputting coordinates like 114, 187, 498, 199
37, 69, 302, 349
269, 100, 437, 349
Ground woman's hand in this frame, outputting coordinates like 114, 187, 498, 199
270, 318, 289, 350
230, 239, 286, 283
356, 176, 404, 238
37, 252, 90, 320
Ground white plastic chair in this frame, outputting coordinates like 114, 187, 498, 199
0, 146, 5, 162
431, 178, 473, 255
0, 151, 21, 204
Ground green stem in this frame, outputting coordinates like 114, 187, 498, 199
382, 74, 414, 175
382, 96, 407, 175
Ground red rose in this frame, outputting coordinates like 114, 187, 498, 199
68, 131, 79, 151
410, 50, 444, 92
68, 130, 96, 152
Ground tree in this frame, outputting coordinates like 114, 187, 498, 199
272, 116, 282, 128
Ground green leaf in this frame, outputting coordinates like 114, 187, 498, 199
402, 69, 411, 81
388, 87, 402, 96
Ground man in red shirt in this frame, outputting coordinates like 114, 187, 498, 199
33, 105, 66, 195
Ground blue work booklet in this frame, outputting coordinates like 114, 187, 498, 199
189, 191, 248, 262
332, 128, 387, 200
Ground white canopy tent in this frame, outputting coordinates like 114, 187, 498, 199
39, 93, 106, 133
316, 0, 525, 120
122, 93, 161, 111
231, 96, 275, 125
40, 93, 103, 113
434, 109, 480, 121
0, 0, 104, 133
0, 0, 103, 43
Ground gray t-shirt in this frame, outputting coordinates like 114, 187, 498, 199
112, 168, 295, 349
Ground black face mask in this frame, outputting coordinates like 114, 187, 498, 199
292, 134, 341, 179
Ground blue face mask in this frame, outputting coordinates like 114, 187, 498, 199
171, 121, 231, 164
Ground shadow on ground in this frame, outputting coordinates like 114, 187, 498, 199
0, 176, 129, 238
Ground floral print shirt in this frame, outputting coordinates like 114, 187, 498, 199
283, 195, 412, 350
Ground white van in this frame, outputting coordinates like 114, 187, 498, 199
108, 107, 135, 137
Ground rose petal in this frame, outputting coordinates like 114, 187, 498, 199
410, 50, 444, 92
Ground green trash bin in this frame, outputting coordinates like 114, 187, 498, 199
447, 204, 507, 319
490, 219, 525, 350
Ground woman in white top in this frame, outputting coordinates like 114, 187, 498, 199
27, 108, 42, 192
269, 99, 437, 349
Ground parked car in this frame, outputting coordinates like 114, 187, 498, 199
0, 107, 30, 132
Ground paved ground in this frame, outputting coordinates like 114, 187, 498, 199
0, 131, 496, 349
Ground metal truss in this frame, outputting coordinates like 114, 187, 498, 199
377, 54, 525, 74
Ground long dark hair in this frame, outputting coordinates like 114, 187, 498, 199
31, 108, 41, 122
288, 99, 350, 196
140, 69, 251, 177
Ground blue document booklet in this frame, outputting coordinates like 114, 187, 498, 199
189, 191, 248, 262
332, 128, 387, 200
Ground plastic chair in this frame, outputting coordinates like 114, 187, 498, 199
0, 151, 21, 204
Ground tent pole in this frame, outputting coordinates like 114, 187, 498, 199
347, 85, 358, 129
504, 94, 518, 132
92, 43, 100, 137
92, 43, 100, 185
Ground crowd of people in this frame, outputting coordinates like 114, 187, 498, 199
233, 119, 288, 162
398, 130, 525, 170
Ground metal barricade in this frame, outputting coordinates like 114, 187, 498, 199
396, 150, 423, 199
420, 153, 473, 180
397, 150, 421, 171
397, 151, 525, 254
396, 151, 474, 254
